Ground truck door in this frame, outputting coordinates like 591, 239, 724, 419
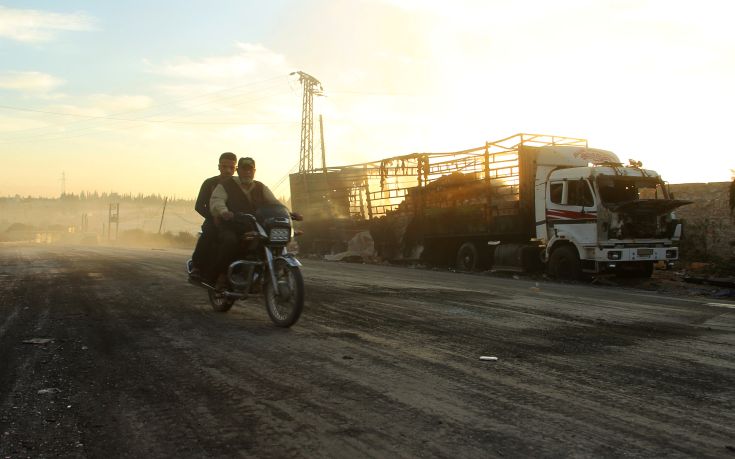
546, 179, 597, 244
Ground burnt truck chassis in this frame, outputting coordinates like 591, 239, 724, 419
289, 133, 583, 266
290, 133, 686, 276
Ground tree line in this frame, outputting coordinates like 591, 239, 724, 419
1, 192, 194, 204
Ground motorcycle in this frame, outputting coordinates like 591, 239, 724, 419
186, 204, 304, 328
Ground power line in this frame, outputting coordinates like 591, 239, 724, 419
0, 84, 299, 145
273, 159, 301, 195
0, 75, 292, 144
1, 74, 290, 136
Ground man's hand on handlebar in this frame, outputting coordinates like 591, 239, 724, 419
221, 211, 234, 221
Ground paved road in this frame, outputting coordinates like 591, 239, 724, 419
1, 244, 734, 458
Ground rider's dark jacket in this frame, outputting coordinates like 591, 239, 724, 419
222, 179, 265, 214
195, 175, 224, 222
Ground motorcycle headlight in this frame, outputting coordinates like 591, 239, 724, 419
269, 227, 290, 242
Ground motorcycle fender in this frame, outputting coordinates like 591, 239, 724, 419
277, 255, 302, 268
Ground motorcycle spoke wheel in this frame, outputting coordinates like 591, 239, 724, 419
265, 261, 304, 327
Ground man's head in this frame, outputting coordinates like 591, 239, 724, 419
218, 152, 237, 178
237, 157, 256, 184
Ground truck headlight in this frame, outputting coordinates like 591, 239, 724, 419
608, 251, 622, 260
665, 249, 677, 259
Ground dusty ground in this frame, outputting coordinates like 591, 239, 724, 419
1, 244, 734, 458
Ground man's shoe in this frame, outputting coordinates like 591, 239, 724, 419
214, 273, 228, 292
188, 267, 202, 283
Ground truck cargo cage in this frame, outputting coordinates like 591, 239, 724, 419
289, 133, 587, 256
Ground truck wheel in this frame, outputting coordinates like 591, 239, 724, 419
548, 245, 581, 281
456, 242, 479, 272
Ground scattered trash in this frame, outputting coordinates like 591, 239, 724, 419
712, 289, 735, 298
684, 276, 735, 288
479, 356, 498, 361
512, 275, 520, 280
81, 346, 89, 350
530, 282, 541, 293
37, 388, 61, 394
22, 338, 54, 345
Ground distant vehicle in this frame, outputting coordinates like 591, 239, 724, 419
187, 205, 304, 327
294, 133, 691, 280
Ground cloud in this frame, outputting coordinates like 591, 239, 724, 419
149, 42, 287, 81
0, 71, 64, 92
0, 5, 95, 43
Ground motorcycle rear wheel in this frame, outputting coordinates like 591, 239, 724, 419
264, 260, 304, 327
208, 289, 235, 312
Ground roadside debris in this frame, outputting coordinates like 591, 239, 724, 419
22, 338, 54, 345
37, 388, 61, 394
684, 276, 735, 289
324, 231, 377, 263
479, 356, 498, 361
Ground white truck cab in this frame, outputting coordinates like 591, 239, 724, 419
532, 146, 688, 278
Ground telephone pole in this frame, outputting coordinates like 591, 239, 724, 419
291, 71, 323, 173
108, 203, 119, 241
319, 114, 327, 174
158, 196, 168, 234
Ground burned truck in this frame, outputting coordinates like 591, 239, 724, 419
290, 133, 690, 279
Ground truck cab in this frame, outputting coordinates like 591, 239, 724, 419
534, 147, 688, 279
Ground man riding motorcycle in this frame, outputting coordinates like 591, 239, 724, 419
209, 156, 284, 290
189, 152, 237, 282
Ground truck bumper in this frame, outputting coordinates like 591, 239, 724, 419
584, 246, 679, 272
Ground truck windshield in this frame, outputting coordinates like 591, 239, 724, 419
596, 176, 668, 204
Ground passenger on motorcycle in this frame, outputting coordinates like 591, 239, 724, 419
189, 152, 237, 282
209, 156, 284, 290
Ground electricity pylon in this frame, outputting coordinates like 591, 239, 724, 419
291, 71, 323, 173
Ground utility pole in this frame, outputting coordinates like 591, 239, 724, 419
158, 196, 168, 234
108, 203, 119, 241
291, 71, 323, 173
60, 171, 66, 197
319, 114, 327, 174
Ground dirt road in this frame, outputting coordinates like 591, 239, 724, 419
1, 244, 734, 458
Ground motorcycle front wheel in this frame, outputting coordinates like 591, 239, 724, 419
264, 259, 304, 327
208, 289, 235, 312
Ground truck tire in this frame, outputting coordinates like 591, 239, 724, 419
456, 242, 479, 272
548, 245, 581, 281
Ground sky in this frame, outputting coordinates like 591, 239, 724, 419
1, 0, 734, 199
